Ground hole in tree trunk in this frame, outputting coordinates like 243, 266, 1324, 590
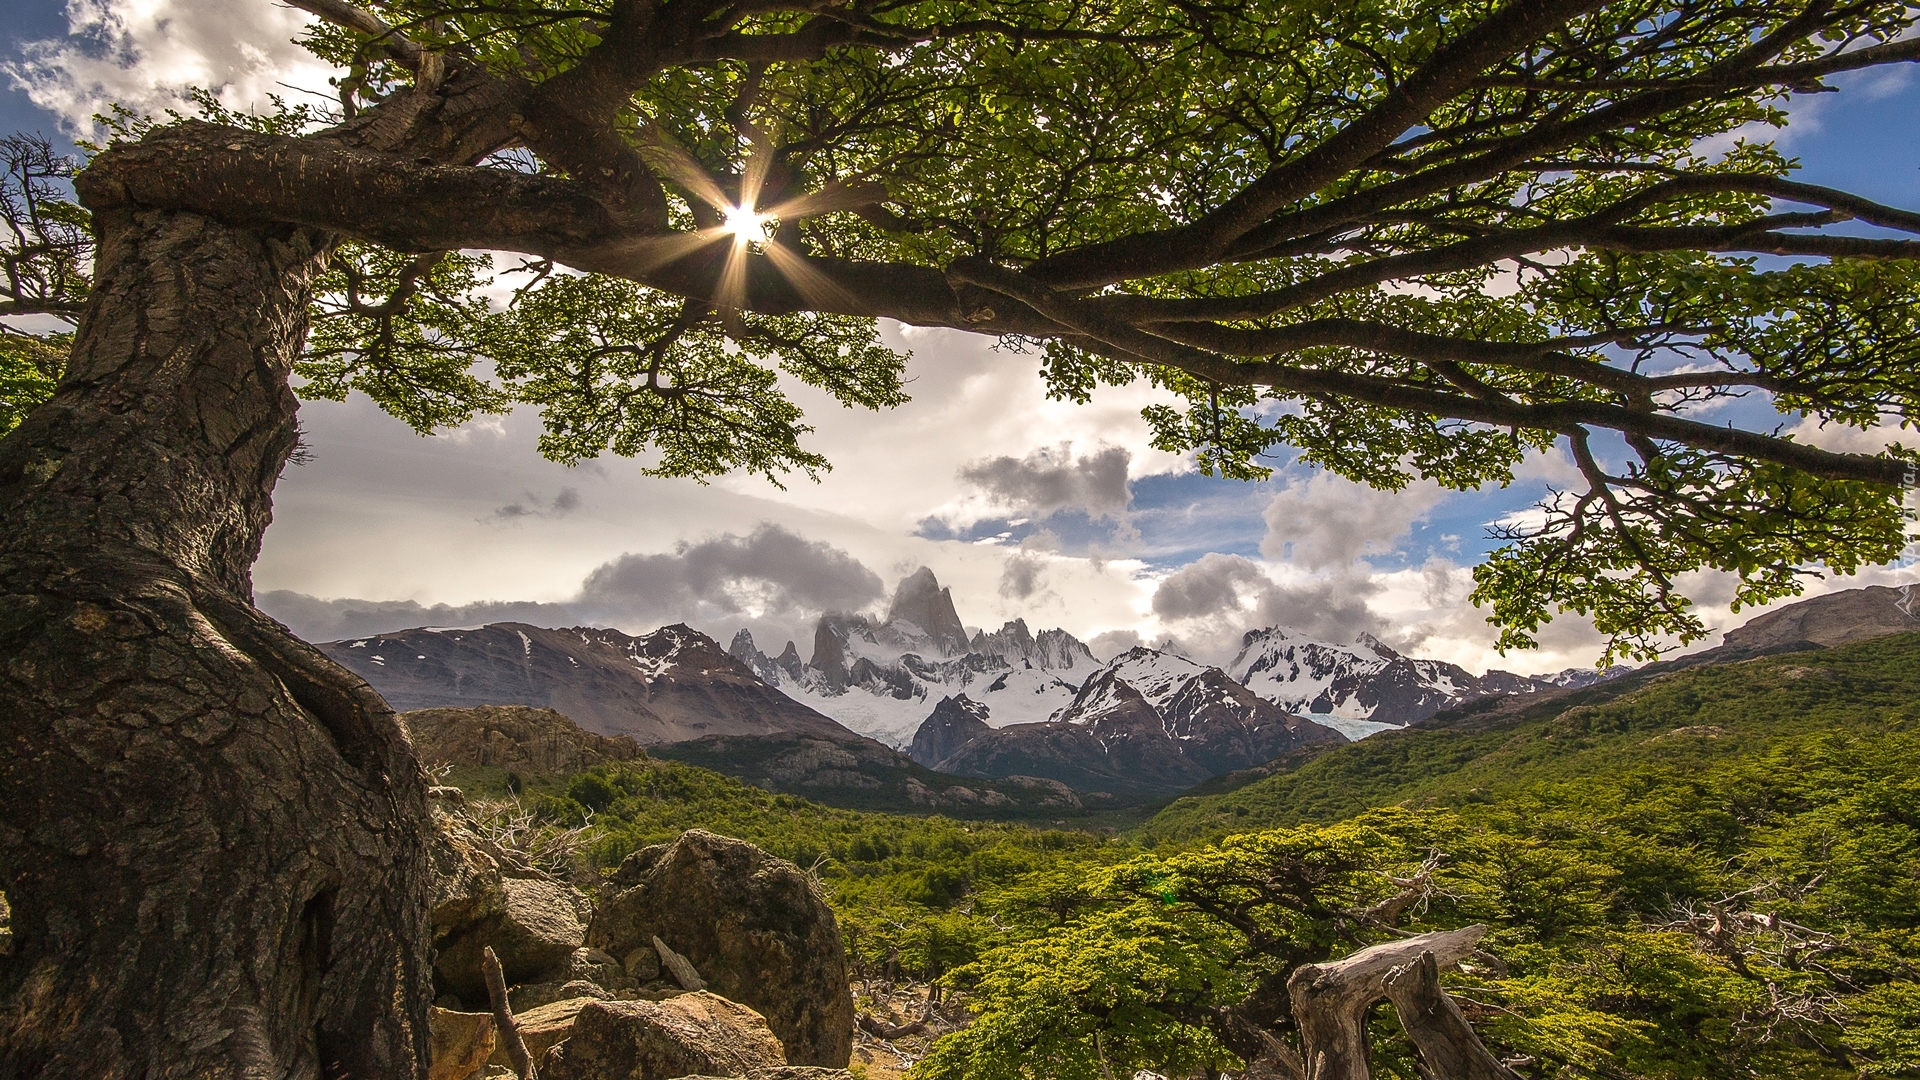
301, 888, 343, 1077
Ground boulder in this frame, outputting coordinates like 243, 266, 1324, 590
679, 1072, 855, 1080
428, 1008, 495, 1080
571, 945, 638, 992
489, 996, 600, 1070
510, 978, 611, 1014
428, 806, 592, 1003
540, 993, 788, 1080
586, 830, 855, 1066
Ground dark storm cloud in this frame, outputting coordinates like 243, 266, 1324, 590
958, 444, 1132, 521
1150, 553, 1271, 620
1251, 576, 1390, 644
1149, 552, 1390, 658
999, 551, 1047, 600
576, 523, 884, 625
261, 523, 884, 646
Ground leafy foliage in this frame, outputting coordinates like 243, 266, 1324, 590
485, 272, 905, 481
449, 754, 1109, 983
1147, 631, 1920, 839
242, 0, 1920, 653
0, 133, 87, 438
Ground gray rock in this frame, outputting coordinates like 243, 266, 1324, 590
623, 946, 661, 982
540, 993, 788, 1080
572, 945, 639, 992
510, 978, 612, 1013
587, 831, 855, 1067
427, 807, 592, 1003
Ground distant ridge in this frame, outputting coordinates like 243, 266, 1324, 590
728, 566, 1098, 745
320, 622, 853, 745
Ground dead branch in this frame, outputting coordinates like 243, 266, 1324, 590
482, 945, 537, 1080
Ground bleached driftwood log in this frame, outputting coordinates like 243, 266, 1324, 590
1285, 925, 1513, 1080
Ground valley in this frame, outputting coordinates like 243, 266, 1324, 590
326, 567, 1616, 813
405, 602, 1920, 1080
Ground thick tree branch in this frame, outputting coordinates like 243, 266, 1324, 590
284, 0, 424, 67
1023, 0, 1606, 287
946, 257, 1910, 487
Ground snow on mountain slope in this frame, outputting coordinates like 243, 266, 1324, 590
1226, 626, 1618, 728
727, 567, 1094, 746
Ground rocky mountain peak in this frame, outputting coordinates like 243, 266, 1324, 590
728, 569, 1099, 745
908, 694, 996, 767
1354, 632, 1401, 659
886, 566, 971, 656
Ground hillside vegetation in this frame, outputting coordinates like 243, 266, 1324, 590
438, 634, 1920, 1079
1146, 632, 1920, 840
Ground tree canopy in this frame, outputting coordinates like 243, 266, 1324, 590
12, 0, 1920, 658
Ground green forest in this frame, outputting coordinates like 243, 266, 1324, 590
442, 633, 1920, 1080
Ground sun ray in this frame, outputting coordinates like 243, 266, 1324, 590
760, 179, 889, 223
762, 243, 863, 314
736, 119, 778, 213
634, 128, 732, 213
595, 227, 730, 275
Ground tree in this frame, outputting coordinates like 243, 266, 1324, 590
5, 0, 1920, 1073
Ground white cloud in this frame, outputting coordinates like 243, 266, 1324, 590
1260, 472, 1447, 569
8, 0, 337, 132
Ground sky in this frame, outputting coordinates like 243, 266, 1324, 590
7, 0, 1920, 673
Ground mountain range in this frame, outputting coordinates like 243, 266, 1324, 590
727, 567, 1099, 745
908, 648, 1342, 799
318, 621, 848, 744
315, 566, 1698, 807
730, 567, 1618, 748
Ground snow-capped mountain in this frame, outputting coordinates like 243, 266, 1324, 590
1225, 627, 1615, 735
728, 567, 1097, 746
913, 646, 1343, 799
319, 622, 852, 744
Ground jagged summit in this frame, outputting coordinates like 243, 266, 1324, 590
729, 567, 1096, 745
320, 622, 853, 744
908, 694, 995, 768
887, 566, 971, 656
914, 644, 1340, 799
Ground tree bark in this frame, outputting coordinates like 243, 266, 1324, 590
0, 204, 434, 1077
1286, 925, 1485, 1080
1383, 952, 1523, 1080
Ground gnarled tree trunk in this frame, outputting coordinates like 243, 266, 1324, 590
0, 203, 434, 1077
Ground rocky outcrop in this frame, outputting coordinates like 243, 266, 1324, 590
427, 1008, 495, 1080
931, 721, 1153, 799
426, 798, 591, 1004
1721, 585, 1920, 651
492, 996, 603, 1070
320, 622, 856, 744
886, 567, 971, 656
1159, 668, 1339, 774
586, 830, 855, 1067
541, 994, 789, 1080
403, 704, 644, 777
908, 695, 993, 768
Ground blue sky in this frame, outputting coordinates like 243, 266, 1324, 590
6, 2, 1919, 670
